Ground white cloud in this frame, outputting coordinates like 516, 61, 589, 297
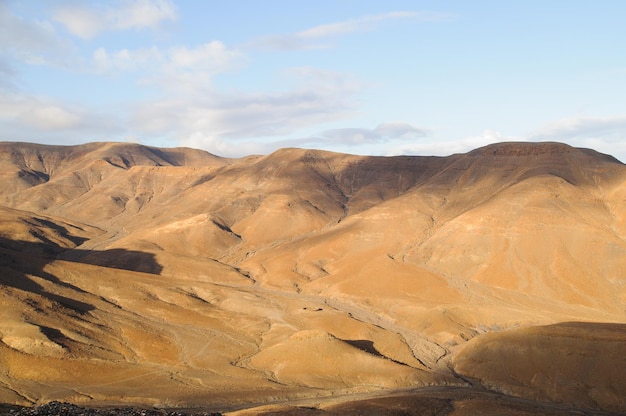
114, 0, 177, 31
131, 68, 362, 156
529, 115, 626, 162
0, 2, 68, 65
388, 130, 522, 157
30, 105, 81, 130
53, 5, 101, 39
297, 12, 414, 39
201, 94, 337, 138
0, 2, 55, 50
386, 117, 626, 162
374, 122, 430, 140
179, 131, 269, 158
91, 41, 244, 82
138, 79, 358, 142
0, 57, 17, 91
0, 92, 123, 143
92, 46, 163, 73
54, 0, 177, 39
321, 128, 383, 145
241, 121, 431, 156
529, 115, 626, 142
169, 42, 234, 69
2, 4, 458, 158
166, 41, 246, 79
305, 122, 430, 147
251, 11, 451, 50
0, 95, 77, 130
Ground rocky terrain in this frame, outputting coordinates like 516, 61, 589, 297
0, 141, 625, 414
1, 401, 221, 415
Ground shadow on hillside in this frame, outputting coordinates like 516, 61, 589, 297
0, 237, 163, 314
342, 338, 418, 367
343, 339, 386, 358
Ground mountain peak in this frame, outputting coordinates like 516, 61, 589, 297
469, 141, 622, 164
472, 141, 575, 156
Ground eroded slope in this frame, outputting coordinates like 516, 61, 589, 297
0, 141, 625, 412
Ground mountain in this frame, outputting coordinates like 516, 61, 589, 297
0, 141, 625, 414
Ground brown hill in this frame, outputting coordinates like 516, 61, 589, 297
0, 141, 625, 414
453, 322, 626, 413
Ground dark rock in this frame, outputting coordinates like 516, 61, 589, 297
2, 402, 222, 416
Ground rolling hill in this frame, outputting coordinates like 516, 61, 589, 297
0, 141, 625, 414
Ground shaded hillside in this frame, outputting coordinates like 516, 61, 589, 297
0, 140, 625, 413
0, 142, 230, 212
453, 322, 626, 413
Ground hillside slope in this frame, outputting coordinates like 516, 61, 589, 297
0, 141, 625, 413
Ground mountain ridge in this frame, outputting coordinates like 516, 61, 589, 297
0, 140, 625, 413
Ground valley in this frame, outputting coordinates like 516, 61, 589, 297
0, 141, 625, 414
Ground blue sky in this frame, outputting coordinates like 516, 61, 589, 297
2, 1, 626, 160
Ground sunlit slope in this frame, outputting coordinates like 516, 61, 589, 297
0, 141, 625, 411
236, 143, 626, 358
0, 207, 444, 407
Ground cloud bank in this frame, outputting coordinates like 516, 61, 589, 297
3, 3, 624, 162
529, 115, 626, 162
250, 11, 450, 50
530, 115, 626, 142
53, 0, 178, 39
175, 68, 363, 156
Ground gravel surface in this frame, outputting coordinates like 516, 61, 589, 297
1, 402, 222, 416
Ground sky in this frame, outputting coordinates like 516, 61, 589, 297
2, 0, 626, 161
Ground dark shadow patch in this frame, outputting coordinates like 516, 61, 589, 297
191, 173, 216, 187
68, 248, 164, 275
27, 218, 89, 246
0, 236, 164, 316
38, 325, 71, 349
45, 292, 95, 314
326, 394, 455, 416
211, 219, 242, 239
0, 246, 96, 315
343, 339, 386, 358
342, 339, 419, 368
17, 169, 50, 186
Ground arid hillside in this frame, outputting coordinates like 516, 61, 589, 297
1, 141, 625, 415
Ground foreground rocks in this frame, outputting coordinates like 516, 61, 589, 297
2, 388, 624, 416
1, 402, 221, 416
